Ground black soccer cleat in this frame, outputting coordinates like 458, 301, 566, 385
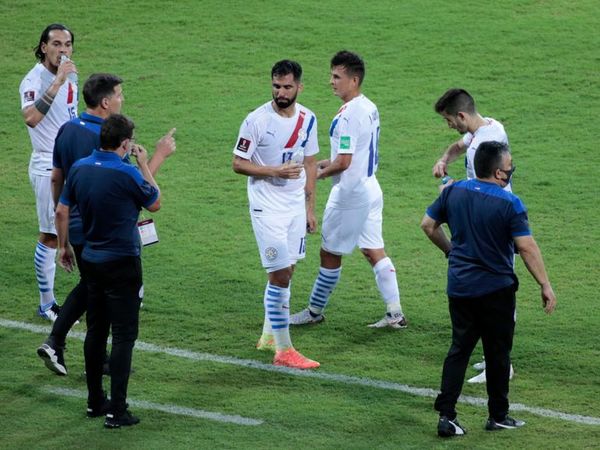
485, 415, 525, 431
438, 416, 467, 437
104, 410, 140, 429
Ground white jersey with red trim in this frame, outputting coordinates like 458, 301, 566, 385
233, 101, 318, 216
327, 94, 381, 209
20, 63, 78, 176
462, 117, 508, 180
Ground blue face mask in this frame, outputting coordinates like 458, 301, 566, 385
498, 165, 516, 185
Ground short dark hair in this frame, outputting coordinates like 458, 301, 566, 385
474, 141, 510, 178
100, 114, 135, 151
434, 88, 476, 116
271, 60, 303, 82
83, 74, 123, 108
331, 50, 365, 85
34, 24, 74, 61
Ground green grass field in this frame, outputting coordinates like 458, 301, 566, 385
1, 0, 599, 448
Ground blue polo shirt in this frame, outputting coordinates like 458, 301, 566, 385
59, 149, 159, 263
426, 179, 531, 298
53, 112, 104, 245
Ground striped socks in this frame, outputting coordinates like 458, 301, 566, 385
34, 241, 57, 309
263, 283, 291, 350
308, 267, 341, 315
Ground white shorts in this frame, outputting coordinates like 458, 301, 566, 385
251, 212, 307, 272
29, 172, 55, 235
321, 195, 384, 255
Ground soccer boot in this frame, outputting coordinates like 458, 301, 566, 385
256, 333, 275, 352
104, 410, 140, 429
438, 416, 467, 437
485, 415, 525, 431
273, 348, 320, 370
289, 308, 324, 325
37, 339, 67, 376
38, 302, 60, 322
368, 312, 407, 329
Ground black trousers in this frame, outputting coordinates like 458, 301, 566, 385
50, 244, 87, 347
434, 284, 516, 421
83, 256, 142, 413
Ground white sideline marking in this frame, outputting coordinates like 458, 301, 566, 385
3, 318, 599, 426
42, 386, 263, 426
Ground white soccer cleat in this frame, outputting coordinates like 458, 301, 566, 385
472, 360, 486, 371
367, 313, 407, 329
289, 308, 324, 325
467, 365, 514, 384
37, 303, 60, 322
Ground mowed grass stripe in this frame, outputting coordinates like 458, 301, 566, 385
5, 318, 599, 426
42, 386, 264, 426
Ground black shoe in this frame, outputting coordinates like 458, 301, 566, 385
485, 415, 525, 431
438, 416, 466, 437
37, 341, 67, 376
104, 410, 140, 429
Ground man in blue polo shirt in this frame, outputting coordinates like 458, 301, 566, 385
56, 114, 160, 428
37, 73, 175, 377
421, 141, 557, 437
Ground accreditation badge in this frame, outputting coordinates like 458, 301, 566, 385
137, 219, 159, 246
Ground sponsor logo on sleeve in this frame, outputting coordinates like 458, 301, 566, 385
24, 91, 35, 102
236, 137, 251, 152
339, 135, 351, 150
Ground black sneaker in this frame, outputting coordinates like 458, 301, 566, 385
104, 410, 140, 429
37, 341, 67, 376
87, 398, 110, 418
438, 416, 467, 437
485, 415, 525, 431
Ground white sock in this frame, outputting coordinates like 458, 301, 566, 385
264, 283, 291, 350
373, 257, 402, 315
34, 242, 56, 308
308, 266, 341, 315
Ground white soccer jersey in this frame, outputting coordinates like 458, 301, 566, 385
20, 63, 78, 176
463, 117, 508, 180
327, 94, 381, 209
233, 101, 318, 216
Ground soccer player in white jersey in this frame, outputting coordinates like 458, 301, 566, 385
290, 50, 407, 330
432, 88, 514, 383
432, 88, 510, 191
19, 24, 78, 322
232, 60, 320, 370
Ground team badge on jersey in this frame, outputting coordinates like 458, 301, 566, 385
24, 91, 35, 102
264, 247, 278, 261
298, 129, 307, 141
237, 137, 251, 152
340, 135, 351, 150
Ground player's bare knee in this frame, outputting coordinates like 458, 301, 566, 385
40, 232, 58, 248
269, 267, 292, 287
361, 248, 386, 267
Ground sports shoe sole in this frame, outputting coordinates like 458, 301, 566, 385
37, 345, 67, 376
